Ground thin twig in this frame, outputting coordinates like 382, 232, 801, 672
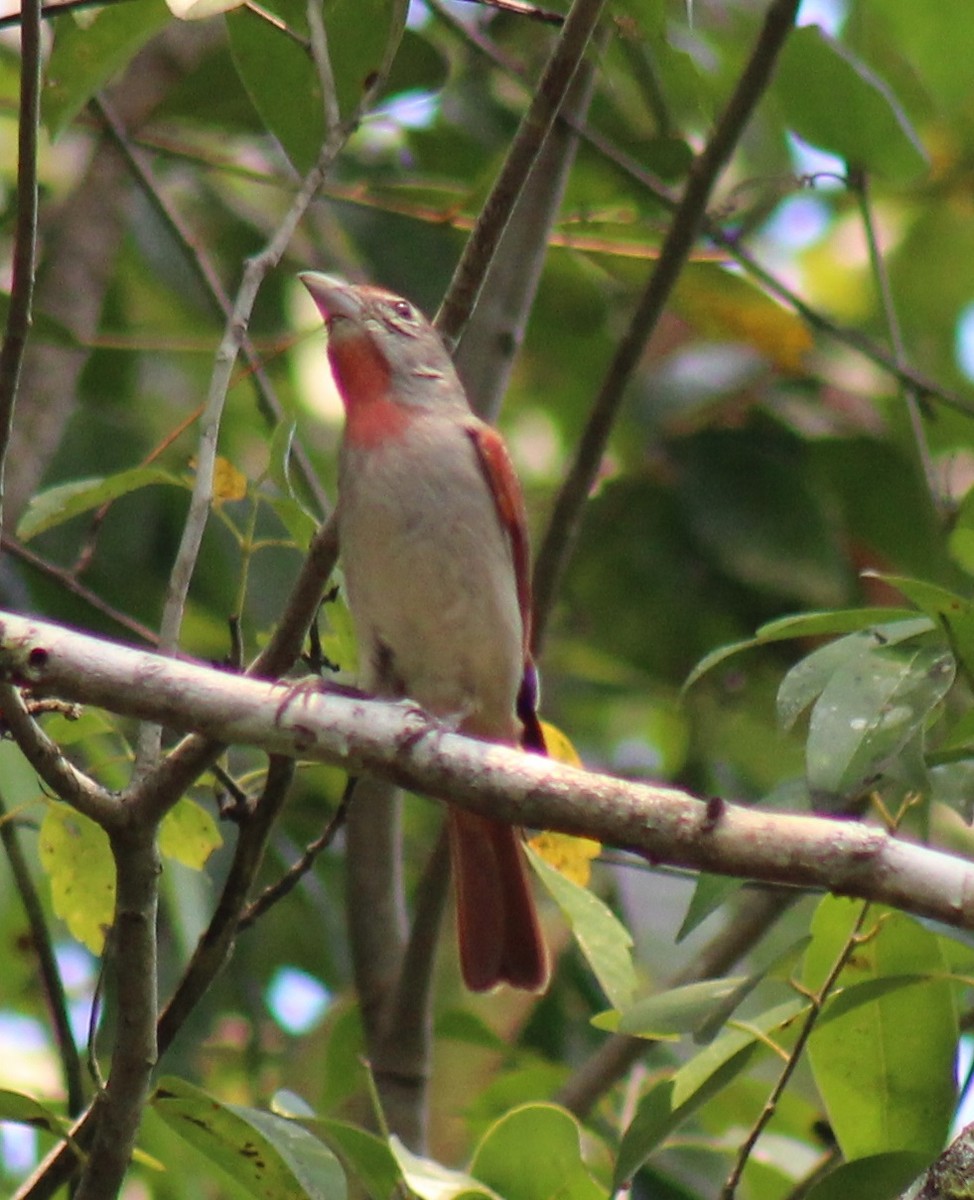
720, 903, 873, 1197
851, 169, 941, 512
236, 771, 353, 930
0, 684, 118, 827
435, 0, 606, 345
0, 0, 41, 533
457, 0, 564, 21
141, 20, 350, 773
531, 0, 803, 650
93, 88, 329, 522
73, 824, 160, 1200
157, 756, 296, 1054
0, 792, 85, 1116
431, 2, 974, 419
557, 886, 797, 1117
2, 535, 160, 645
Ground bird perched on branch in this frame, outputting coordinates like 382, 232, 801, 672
300, 272, 550, 993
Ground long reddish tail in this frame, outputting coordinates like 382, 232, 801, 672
448, 808, 549, 992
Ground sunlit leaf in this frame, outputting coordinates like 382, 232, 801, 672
388, 1135, 491, 1200
528, 847, 637, 1010
0, 1089, 74, 1137
304, 1118, 401, 1200
159, 798, 222, 870
804, 899, 956, 1161
39, 802, 114, 955
471, 1105, 602, 1200
614, 997, 807, 1187
528, 830, 600, 887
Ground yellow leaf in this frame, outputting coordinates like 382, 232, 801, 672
531, 723, 599, 884
39, 803, 114, 954
676, 266, 813, 375
529, 831, 601, 888
160, 797, 222, 870
190, 455, 248, 503
213, 456, 248, 503
540, 720, 583, 767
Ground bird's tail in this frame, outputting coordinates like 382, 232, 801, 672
448, 808, 549, 992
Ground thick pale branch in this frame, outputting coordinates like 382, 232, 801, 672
3, 610, 974, 936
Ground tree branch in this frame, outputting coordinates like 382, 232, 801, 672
0, 791, 85, 1117
4, 611, 974, 939
434, 0, 606, 345
0, 682, 118, 826
532, 0, 803, 648
156, 755, 295, 1056
0, 0, 40, 532
74, 823, 159, 1200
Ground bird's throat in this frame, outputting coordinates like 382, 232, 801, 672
329, 337, 409, 447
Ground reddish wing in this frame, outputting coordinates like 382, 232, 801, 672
466, 422, 533, 655
467, 422, 546, 753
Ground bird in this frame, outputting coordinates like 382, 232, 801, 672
300, 271, 550, 993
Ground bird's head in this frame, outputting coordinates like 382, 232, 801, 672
299, 273, 467, 416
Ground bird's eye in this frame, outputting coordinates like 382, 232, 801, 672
392, 300, 413, 320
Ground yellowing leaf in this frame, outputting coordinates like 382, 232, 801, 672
160, 798, 222, 870
212, 456, 248, 503
676, 267, 814, 375
39, 803, 114, 954
540, 721, 583, 767
190, 455, 248, 503
529, 831, 601, 887
531, 724, 599, 884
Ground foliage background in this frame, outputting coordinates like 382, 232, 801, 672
3, 0, 974, 1197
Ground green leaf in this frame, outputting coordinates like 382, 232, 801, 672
267, 495, 320, 547
471, 1105, 602, 1200
306, 1118, 401, 1200
804, 1152, 929, 1200
0, 295, 79, 347
774, 25, 928, 181
17, 466, 185, 541
154, 1076, 347, 1200
776, 618, 932, 731
226, 2, 323, 176
39, 802, 115, 955
804, 899, 956, 1161
871, 572, 974, 683
683, 609, 922, 692
159, 798, 223, 870
0, 1089, 73, 1138
614, 997, 807, 1187
609, 977, 750, 1040
676, 873, 744, 942
43, 0, 172, 140
381, 29, 449, 102
388, 1136, 492, 1200
227, 0, 405, 173
675, 432, 849, 608
528, 846, 637, 1010
805, 638, 954, 801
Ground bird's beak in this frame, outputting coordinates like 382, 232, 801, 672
298, 272, 363, 325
